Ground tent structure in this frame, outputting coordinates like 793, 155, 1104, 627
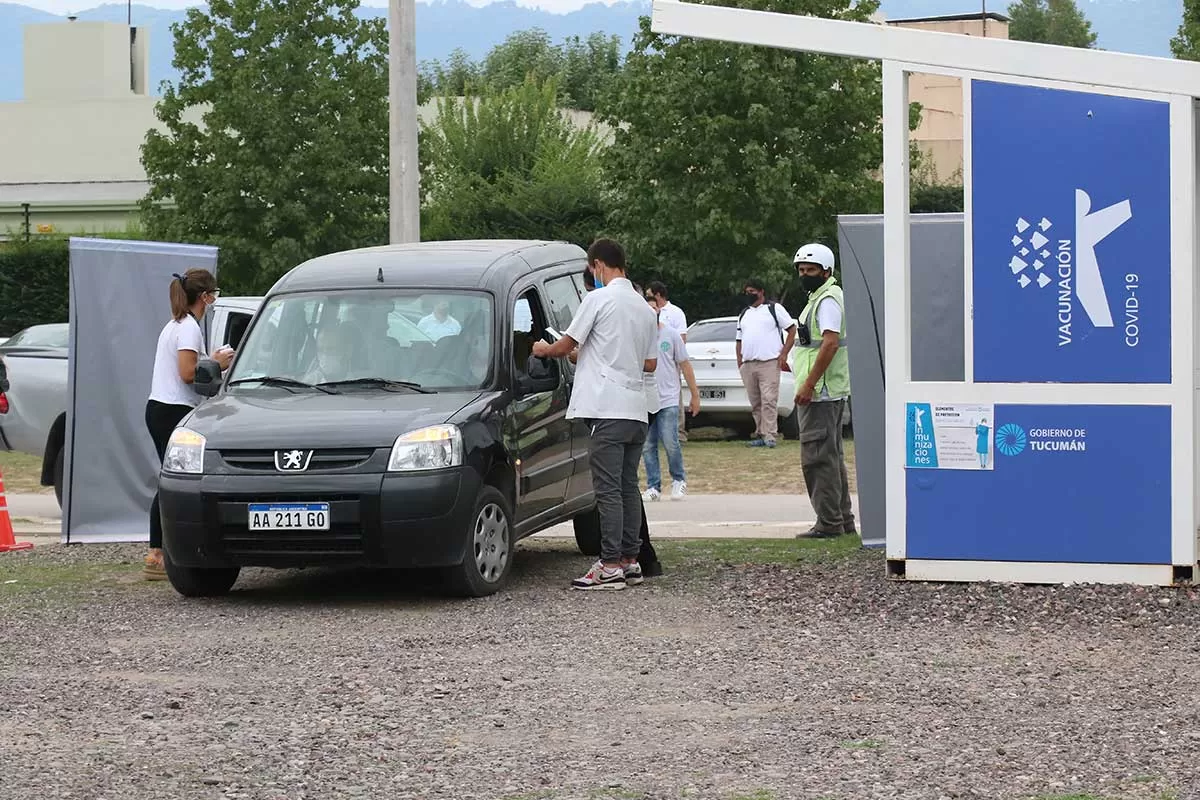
651, 0, 1200, 586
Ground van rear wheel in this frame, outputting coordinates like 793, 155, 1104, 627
572, 506, 601, 556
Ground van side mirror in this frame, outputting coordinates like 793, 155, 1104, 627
193, 358, 223, 398
517, 355, 559, 396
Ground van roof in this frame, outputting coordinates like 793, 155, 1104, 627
269, 240, 586, 295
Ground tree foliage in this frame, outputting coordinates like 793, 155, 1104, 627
0, 241, 69, 336
1007, 0, 1097, 48
419, 79, 607, 246
140, 0, 390, 295
599, 0, 885, 319
421, 29, 623, 111
1172, 0, 1200, 60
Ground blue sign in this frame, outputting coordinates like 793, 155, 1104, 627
971, 81, 1172, 384
906, 404, 1171, 564
905, 403, 938, 468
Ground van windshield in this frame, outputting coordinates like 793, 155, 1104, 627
228, 290, 494, 392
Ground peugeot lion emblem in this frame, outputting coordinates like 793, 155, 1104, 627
275, 449, 314, 473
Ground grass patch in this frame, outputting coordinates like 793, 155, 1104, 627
0, 561, 140, 596
0, 450, 48, 494
656, 535, 864, 571
839, 739, 883, 750
657, 439, 856, 496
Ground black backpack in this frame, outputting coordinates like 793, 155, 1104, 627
737, 301, 786, 346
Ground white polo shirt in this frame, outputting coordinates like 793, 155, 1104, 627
565, 277, 660, 422
658, 301, 687, 337
736, 302, 795, 362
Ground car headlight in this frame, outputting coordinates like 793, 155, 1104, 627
163, 428, 206, 475
388, 425, 462, 472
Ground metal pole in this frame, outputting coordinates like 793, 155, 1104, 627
389, 0, 420, 244
21, 203, 30, 243
981, 0, 987, 38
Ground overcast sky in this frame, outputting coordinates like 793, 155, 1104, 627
20, 0, 616, 13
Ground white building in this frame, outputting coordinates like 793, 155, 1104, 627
0, 19, 605, 239
0, 19, 168, 237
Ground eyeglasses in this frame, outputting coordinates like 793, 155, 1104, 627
208, 288, 222, 298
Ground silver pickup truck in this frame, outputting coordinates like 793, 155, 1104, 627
0, 298, 262, 505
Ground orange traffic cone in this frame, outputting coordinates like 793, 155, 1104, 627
0, 468, 33, 553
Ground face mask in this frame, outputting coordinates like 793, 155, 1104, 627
800, 274, 827, 292
592, 267, 604, 288
744, 292, 759, 305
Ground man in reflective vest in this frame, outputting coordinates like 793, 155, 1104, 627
792, 243, 856, 539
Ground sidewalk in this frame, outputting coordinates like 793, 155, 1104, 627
6, 491, 861, 545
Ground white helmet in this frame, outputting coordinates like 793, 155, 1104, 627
793, 243, 835, 272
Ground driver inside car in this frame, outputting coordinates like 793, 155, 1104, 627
303, 324, 359, 384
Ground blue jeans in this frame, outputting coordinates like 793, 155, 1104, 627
643, 405, 686, 491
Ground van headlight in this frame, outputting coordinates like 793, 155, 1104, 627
163, 428, 206, 474
388, 425, 462, 472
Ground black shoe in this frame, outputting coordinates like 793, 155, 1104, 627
796, 527, 842, 539
642, 561, 664, 577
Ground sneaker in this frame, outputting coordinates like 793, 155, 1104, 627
623, 561, 644, 586
571, 561, 626, 591
670, 482, 687, 500
643, 488, 662, 502
142, 552, 167, 581
747, 438, 767, 448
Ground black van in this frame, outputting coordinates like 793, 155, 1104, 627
158, 240, 605, 598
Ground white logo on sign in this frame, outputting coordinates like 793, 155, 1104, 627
1009, 190, 1133, 345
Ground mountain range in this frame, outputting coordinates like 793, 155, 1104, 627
0, 0, 1184, 102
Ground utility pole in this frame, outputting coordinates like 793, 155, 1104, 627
981, 0, 987, 38
389, 0, 420, 244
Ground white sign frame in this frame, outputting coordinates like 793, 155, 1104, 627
651, 0, 1200, 585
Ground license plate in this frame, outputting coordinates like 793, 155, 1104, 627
248, 503, 330, 531
700, 389, 726, 400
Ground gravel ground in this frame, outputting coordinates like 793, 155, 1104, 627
3, 540, 1200, 800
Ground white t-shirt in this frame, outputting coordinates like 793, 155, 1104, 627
736, 302, 795, 361
149, 316, 206, 408
658, 301, 687, 337
418, 313, 462, 341
652, 325, 688, 409
565, 277, 659, 422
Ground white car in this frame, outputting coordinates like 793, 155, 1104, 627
681, 316, 852, 439
682, 316, 800, 439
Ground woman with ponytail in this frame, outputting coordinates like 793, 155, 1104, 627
142, 269, 234, 580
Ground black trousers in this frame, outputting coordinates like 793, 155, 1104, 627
145, 399, 193, 548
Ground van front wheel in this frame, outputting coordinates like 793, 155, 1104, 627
446, 486, 513, 597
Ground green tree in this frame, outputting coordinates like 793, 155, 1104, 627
140, 0, 390, 294
1171, 0, 1200, 60
560, 33, 623, 112
482, 29, 565, 91
421, 47, 482, 99
1007, 0, 1097, 48
599, 0, 886, 318
419, 79, 606, 246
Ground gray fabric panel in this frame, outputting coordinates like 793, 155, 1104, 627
64, 238, 219, 543
836, 213, 966, 550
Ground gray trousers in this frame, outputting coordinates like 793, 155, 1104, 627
588, 418, 649, 562
798, 399, 856, 533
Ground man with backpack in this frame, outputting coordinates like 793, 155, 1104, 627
736, 278, 797, 449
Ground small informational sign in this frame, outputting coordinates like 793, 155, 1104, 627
906, 402, 995, 471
